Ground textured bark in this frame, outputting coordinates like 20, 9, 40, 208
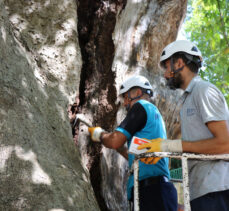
112, 0, 186, 139
74, 0, 187, 210
75, 1, 128, 210
0, 0, 187, 210
0, 0, 99, 210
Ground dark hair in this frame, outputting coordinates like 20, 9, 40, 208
172, 52, 199, 73
129, 87, 153, 97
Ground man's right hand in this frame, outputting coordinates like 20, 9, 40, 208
88, 127, 105, 142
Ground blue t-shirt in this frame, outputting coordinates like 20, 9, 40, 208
115, 99, 170, 199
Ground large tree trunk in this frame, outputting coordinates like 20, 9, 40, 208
0, 0, 99, 210
0, 0, 187, 210
75, 0, 187, 210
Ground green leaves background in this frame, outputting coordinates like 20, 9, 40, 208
184, 0, 229, 105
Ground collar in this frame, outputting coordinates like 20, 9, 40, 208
185, 75, 202, 93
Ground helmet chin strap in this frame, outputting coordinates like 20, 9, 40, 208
127, 91, 143, 101
125, 91, 143, 111
167, 57, 184, 90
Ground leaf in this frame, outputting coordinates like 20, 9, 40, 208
184, 0, 229, 106
223, 47, 229, 55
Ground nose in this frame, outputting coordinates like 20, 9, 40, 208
164, 69, 173, 79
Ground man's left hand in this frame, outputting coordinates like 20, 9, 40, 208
137, 138, 163, 152
137, 138, 163, 164
137, 138, 183, 153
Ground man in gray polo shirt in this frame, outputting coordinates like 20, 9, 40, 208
138, 40, 229, 211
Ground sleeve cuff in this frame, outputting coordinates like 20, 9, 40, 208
115, 127, 132, 140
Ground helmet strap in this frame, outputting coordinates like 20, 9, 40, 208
127, 91, 143, 101
124, 91, 143, 112
167, 57, 184, 90
170, 56, 184, 76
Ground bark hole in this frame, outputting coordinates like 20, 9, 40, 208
70, 1, 127, 210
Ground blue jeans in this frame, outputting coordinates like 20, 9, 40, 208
130, 176, 178, 211
191, 189, 229, 211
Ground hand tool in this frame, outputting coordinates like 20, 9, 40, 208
73, 114, 92, 128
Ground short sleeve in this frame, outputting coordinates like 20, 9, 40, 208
195, 84, 228, 123
116, 102, 147, 138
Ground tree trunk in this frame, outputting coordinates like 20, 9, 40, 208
0, 0, 99, 210
75, 0, 187, 210
0, 0, 187, 210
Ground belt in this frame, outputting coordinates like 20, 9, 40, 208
139, 176, 169, 188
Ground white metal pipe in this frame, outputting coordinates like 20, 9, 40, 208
181, 157, 191, 211
133, 159, 140, 211
138, 152, 229, 160
132, 152, 229, 211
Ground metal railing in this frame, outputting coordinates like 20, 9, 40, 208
133, 152, 229, 211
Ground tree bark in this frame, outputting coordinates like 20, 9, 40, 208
0, 0, 187, 210
0, 0, 99, 210
75, 0, 187, 210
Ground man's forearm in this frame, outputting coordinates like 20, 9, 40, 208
101, 131, 127, 149
182, 120, 229, 154
182, 137, 229, 154
116, 146, 128, 160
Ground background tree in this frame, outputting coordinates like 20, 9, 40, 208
184, 0, 229, 104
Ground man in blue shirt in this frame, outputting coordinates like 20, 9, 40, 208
88, 75, 177, 211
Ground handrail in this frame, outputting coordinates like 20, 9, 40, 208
133, 152, 229, 211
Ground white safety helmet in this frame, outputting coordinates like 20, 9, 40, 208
119, 75, 153, 96
160, 40, 203, 68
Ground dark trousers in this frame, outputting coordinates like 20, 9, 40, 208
130, 176, 178, 211
191, 189, 229, 211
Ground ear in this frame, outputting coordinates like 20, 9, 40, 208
177, 58, 185, 67
136, 88, 143, 96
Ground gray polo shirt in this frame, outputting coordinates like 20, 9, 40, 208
180, 76, 229, 200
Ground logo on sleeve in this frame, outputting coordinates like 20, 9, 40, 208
187, 108, 196, 116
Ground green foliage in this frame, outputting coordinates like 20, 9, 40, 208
184, 0, 229, 105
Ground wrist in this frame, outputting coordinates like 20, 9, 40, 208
161, 139, 183, 152
93, 127, 105, 142
100, 131, 105, 143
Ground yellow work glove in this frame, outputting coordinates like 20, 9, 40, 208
137, 138, 162, 165
137, 138, 183, 153
137, 138, 163, 152
137, 138, 183, 164
88, 127, 105, 142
